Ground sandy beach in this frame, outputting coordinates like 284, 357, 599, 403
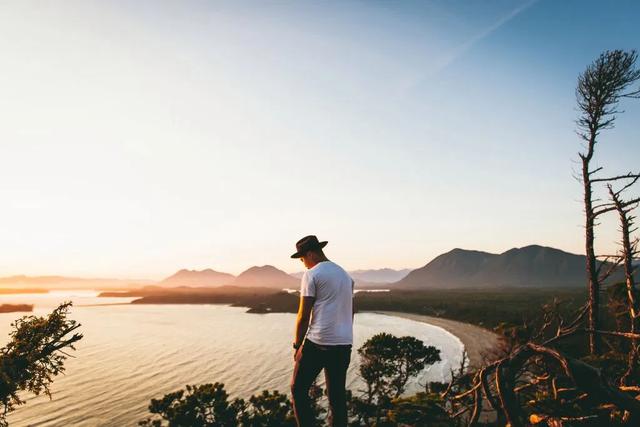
372, 311, 503, 369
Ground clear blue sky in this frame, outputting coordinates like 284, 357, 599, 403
1, 0, 639, 278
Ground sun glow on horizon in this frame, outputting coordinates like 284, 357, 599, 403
1, 1, 639, 279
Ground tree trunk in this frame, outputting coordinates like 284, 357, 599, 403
582, 154, 600, 355
610, 188, 639, 385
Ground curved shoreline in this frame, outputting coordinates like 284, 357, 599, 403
369, 311, 503, 369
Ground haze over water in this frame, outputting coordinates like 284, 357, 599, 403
0, 291, 464, 426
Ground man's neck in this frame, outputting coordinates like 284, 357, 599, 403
308, 258, 329, 269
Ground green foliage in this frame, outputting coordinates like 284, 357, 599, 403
391, 336, 441, 398
238, 390, 295, 427
0, 302, 82, 426
493, 321, 532, 348
141, 333, 447, 426
355, 288, 588, 329
307, 382, 327, 426
576, 49, 640, 135
358, 332, 398, 397
387, 392, 453, 427
140, 383, 316, 427
358, 333, 441, 399
139, 383, 244, 427
353, 333, 441, 425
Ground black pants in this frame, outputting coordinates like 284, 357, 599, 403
291, 339, 352, 427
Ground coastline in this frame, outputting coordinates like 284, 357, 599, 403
52, 288, 503, 369
370, 311, 503, 369
0, 303, 34, 314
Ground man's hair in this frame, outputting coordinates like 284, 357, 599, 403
307, 248, 326, 258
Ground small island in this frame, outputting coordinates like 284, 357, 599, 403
0, 304, 34, 314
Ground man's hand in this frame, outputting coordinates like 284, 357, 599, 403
293, 343, 304, 361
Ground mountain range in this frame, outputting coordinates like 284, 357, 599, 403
395, 245, 618, 288
2, 245, 636, 291
158, 265, 299, 289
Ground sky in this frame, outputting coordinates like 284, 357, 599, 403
1, 0, 639, 279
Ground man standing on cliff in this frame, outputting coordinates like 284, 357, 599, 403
290, 235, 354, 427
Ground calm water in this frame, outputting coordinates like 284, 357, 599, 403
0, 291, 464, 426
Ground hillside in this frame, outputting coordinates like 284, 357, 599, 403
160, 269, 235, 287
232, 265, 299, 288
396, 245, 612, 288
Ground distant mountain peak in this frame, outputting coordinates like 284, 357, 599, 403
233, 265, 299, 289
438, 248, 494, 258
244, 265, 280, 272
161, 269, 235, 287
515, 244, 545, 249
397, 245, 598, 289
502, 244, 572, 254
448, 247, 468, 253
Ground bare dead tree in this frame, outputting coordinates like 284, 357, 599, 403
607, 183, 640, 385
443, 304, 640, 426
576, 49, 640, 355
437, 49, 640, 427
440, 301, 590, 426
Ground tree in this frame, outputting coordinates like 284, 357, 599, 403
607, 183, 640, 385
138, 383, 244, 427
238, 390, 295, 427
431, 50, 640, 427
141, 384, 323, 427
0, 302, 83, 426
358, 333, 397, 399
575, 49, 640, 355
389, 335, 441, 398
387, 392, 453, 427
354, 333, 441, 425
306, 382, 327, 426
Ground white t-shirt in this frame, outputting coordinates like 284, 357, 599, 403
300, 261, 354, 345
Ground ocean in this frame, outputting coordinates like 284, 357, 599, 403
0, 291, 464, 426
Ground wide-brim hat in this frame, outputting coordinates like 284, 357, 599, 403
291, 235, 328, 258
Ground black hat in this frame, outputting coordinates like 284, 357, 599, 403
291, 235, 328, 258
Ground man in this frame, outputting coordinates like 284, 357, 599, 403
290, 235, 354, 427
